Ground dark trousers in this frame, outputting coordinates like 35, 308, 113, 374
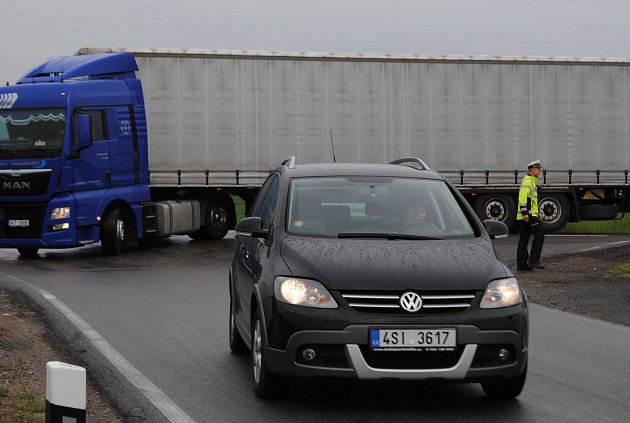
517, 217, 545, 267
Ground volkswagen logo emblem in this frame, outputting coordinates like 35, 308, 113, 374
400, 292, 422, 312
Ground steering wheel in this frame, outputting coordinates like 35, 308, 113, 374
398, 221, 445, 236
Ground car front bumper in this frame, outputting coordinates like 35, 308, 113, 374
265, 324, 527, 381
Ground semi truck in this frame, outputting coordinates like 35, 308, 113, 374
0, 47, 628, 256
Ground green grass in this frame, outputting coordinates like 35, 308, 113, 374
231, 195, 247, 221
561, 214, 630, 234
16, 392, 45, 414
0, 385, 9, 397
609, 263, 630, 278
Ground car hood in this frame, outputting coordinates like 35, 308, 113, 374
280, 236, 507, 291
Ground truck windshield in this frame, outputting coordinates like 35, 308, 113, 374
0, 108, 66, 159
287, 177, 476, 239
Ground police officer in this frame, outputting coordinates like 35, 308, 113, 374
517, 159, 545, 271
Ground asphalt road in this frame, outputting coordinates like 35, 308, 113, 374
0, 234, 629, 422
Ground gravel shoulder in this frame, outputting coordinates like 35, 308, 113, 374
0, 289, 122, 423
515, 245, 630, 327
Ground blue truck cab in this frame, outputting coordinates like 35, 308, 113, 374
0, 53, 154, 256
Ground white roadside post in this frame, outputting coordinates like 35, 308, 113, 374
46, 361, 86, 423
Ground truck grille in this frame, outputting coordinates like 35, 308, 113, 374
0, 204, 46, 239
358, 345, 462, 369
340, 291, 477, 314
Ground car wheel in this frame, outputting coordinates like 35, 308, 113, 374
474, 194, 516, 229
481, 365, 527, 398
251, 309, 280, 398
229, 294, 247, 354
17, 247, 39, 257
101, 207, 125, 256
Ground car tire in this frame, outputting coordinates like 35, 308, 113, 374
539, 194, 570, 233
17, 247, 39, 257
101, 207, 125, 256
481, 365, 527, 399
229, 293, 247, 354
251, 309, 280, 398
474, 194, 516, 229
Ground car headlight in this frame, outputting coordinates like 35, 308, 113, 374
480, 278, 521, 309
50, 207, 71, 220
274, 277, 338, 308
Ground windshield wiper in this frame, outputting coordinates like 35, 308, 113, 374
338, 232, 441, 240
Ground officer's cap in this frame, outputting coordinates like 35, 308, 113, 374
527, 159, 541, 169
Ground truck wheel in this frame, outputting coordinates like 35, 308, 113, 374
474, 194, 516, 229
481, 365, 527, 398
539, 194, 570, 233
17, 247, 39, 257
101, 207, 125, 256
206, 197, 234, 239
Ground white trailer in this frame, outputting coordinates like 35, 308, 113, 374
78, 47, 630, 232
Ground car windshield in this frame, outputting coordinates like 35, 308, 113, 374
287, 177, 475, 239
0, 108, 66, 159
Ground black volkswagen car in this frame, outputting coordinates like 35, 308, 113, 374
229, 157, 528, 398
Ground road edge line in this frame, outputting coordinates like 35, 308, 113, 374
4, 274, 195, 423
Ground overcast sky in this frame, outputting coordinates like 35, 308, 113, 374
2, 0, 629, 83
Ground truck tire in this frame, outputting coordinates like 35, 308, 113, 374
539, 194, 570, 233
205, 197, 234, 240
474, 194, 516, 229
17, 247, 39, 257
578, 204, 618, 220
101, 207, 125, 256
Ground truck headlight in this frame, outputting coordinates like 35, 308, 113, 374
274, 277, 338, 308
50, 207, 71, 220
480, 278, 521, 308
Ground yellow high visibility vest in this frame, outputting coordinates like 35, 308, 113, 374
517, 174, 538, 220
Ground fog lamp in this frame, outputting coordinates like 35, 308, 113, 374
302, 348, 316, 361
52, 223, 70, 231
498, 348, 509, 362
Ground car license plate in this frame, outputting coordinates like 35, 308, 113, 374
8, 219, 29, 228
370, 328, 456, 351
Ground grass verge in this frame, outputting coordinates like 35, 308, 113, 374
609, 263, 630, 278
561, 214, 630, 234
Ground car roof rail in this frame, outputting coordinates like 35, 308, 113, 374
281, 156, 296, 169
389, 157, 431, 170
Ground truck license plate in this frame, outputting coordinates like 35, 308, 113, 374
8, 220, 29, 228
370, 328, 456, 351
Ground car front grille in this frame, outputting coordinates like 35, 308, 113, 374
340, 290, 477, 314
358, 345, 463, 369
0, 203, 46, 239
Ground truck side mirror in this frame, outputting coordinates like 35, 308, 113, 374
76, 113, 93, 150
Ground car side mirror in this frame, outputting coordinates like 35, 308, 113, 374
76, 113, 93, 150
483, 219, 509, 239
235, 217, 268, 239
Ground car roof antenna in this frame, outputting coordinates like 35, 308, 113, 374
329, 129, 336, 163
